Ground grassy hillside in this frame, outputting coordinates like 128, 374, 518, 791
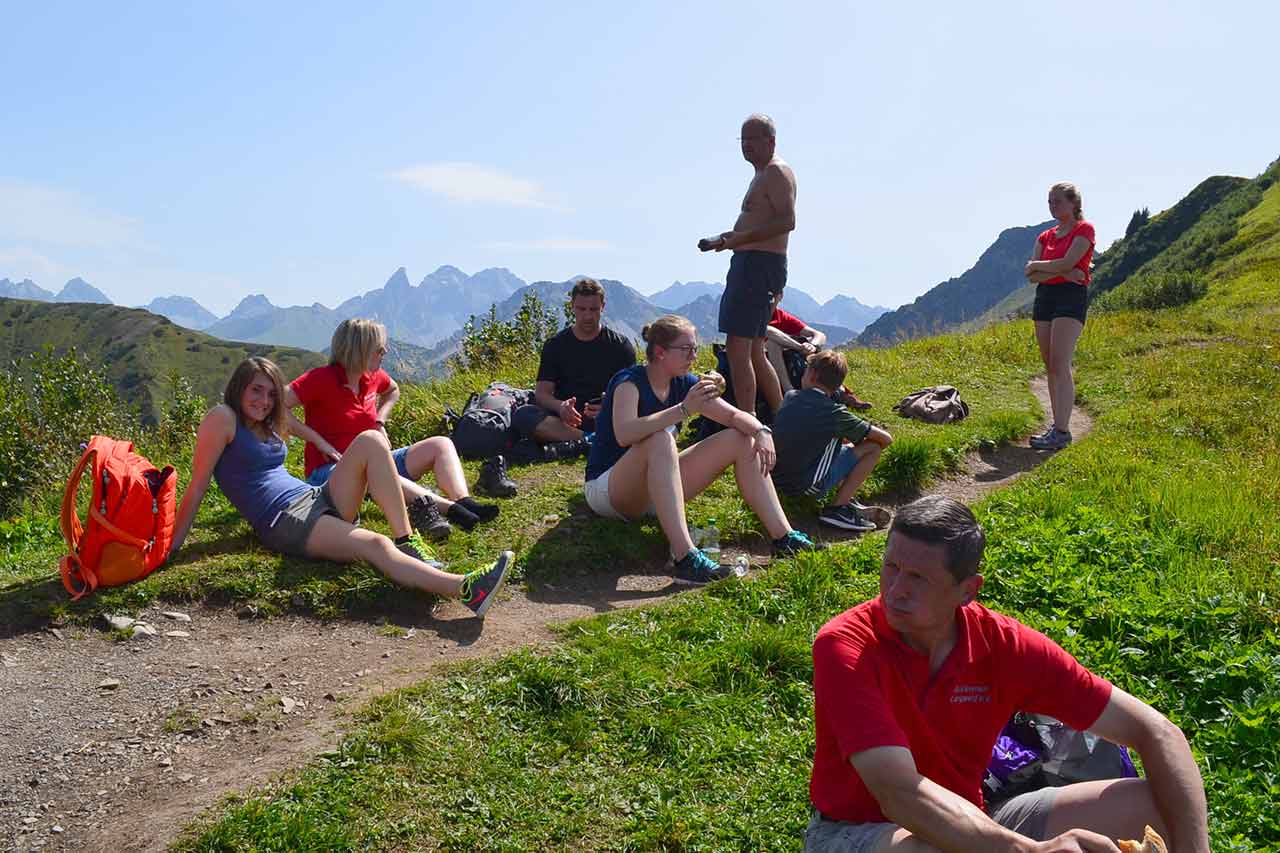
2, 159, 1278, 849
0, 299, 324, 423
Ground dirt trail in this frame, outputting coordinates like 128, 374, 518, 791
0, 377, 1090, 852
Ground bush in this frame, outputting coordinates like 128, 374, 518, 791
0, 348, 134, 519
155, 371, 207, 452
1093, 272, 1208, 312
454, 291, 565, 372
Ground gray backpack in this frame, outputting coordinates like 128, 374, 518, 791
893, 385, 970, 424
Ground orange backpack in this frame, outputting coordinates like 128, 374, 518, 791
59, 436, 177, 600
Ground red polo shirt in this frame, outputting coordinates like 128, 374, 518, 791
289, 363, 393, 476
770, 307, 807, 336
810, 598, 1112, 823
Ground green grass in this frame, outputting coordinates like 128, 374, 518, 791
167, 225, 1280, 850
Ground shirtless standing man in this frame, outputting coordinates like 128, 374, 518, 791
700, 113, 797, 415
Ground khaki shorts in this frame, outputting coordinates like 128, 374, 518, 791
803, 787, 1058, 852
257, 485, 343, 557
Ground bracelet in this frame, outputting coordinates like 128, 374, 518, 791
754, 425, 772, 436
678, 402, 689, 418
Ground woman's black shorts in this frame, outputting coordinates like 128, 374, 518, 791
1032, 283, 1088, 324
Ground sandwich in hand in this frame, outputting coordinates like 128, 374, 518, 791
1117, 826, 1168, 853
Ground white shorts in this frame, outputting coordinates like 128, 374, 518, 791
584, 466, 653, 521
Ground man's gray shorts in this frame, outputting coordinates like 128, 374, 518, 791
803, 787, 1058, 851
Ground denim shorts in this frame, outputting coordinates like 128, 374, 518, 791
803, 442, 860, 498
720, 250, 787, 338
307, 446, 412, 486
803, 787, 1058, 852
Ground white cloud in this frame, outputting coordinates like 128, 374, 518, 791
481, 238, 612, 252
0, 246, 67, 283
390, 162, 566, 210
0, 180, 143, 249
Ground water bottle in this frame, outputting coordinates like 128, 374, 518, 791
703, 518, 721, 561
689, 524, 705, 550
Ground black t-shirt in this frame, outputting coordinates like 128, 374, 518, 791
537, 326, 637, 408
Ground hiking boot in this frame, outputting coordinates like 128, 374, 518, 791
1029, 425, 1056, 446
819, 503, 877, 532
1030, 427, 1072, 450
395, 533, 445, 569
772, 530, 827, 557
672, 549, 734, 586
476, 455, 517, 497
460, 550, 514, 618
407, 494, 452, 541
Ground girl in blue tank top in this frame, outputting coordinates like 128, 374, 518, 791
170, 357, 514, 618
582, 315, 820, 586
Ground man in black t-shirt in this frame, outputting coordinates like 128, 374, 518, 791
511, 278, 637, 443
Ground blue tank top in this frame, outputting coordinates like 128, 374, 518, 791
213, 422, 312, 536
585, 365, 698, 481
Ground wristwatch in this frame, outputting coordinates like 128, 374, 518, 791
755, 425, 772, 436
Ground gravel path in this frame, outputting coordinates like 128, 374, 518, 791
0, 377, 1090, 852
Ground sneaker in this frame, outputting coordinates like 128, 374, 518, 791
407, 494, 452, 541
476, 455, 517, 497
460, 550, 514, 618
1028, 425, 1055, 446
396, 533, 445, 569
1030, 427, 1072, 450
819, 503, 877, 532
772, 530, 827, 557
672, 549, 734, 586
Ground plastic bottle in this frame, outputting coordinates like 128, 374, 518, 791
703, 518, 721, 561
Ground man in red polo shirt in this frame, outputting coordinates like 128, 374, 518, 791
807, 496, 1209, 853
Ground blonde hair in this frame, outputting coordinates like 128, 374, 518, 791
807, 349, 848, 390
330, 318, 387, 376
640, 314, 696, 361
224, 357, 287, 435
1050, 182, 1083, 220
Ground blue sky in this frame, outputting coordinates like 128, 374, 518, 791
2, 1, 1277, 315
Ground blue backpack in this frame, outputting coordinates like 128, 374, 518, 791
984, 712, 1138, 805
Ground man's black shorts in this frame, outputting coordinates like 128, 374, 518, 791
719, 250, 787, 338
1032, 283, 1088, 324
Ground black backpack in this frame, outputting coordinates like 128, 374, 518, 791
446, 382, 535, 459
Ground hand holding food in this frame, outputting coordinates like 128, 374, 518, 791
700, 370, 726, 397
1117, 826, 1167, 853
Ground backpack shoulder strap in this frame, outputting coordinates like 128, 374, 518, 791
59, 443, 96, 553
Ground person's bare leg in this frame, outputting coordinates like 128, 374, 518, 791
532, 418, 585, 442
1034, 320, 1056, 426
752, 337, 784, 412
1048, 317, 1084, 432
677, 430, 790, 540
403, 436, 468, 501
765, 340, 794, 394
324, 429, 412, 538
606, 432, 696, 558
1042, 778, 1168, 842
303, 516, 464, 596
870, 828, 939, 852
834, 443, 883, 505
725, 334, 756, 413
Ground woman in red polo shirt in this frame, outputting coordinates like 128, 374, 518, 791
1023, 182, 1094, 451
286, 319, 498, 541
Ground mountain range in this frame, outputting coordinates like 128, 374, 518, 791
0, 267, 890, 358
856, 221, 1055, 346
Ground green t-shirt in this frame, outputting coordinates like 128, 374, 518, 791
771, 387, 871, 494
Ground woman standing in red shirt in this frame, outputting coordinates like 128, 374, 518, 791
1024, 182, 1094, 450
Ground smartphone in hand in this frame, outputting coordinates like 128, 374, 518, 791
697, 236, 724, 252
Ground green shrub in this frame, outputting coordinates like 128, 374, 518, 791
1094, 272, 1208, 312
154, 370, 208, 453
454, 290, 565, 373
0, 348, 134, 519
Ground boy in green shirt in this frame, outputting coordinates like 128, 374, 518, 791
771, 350, 893, 531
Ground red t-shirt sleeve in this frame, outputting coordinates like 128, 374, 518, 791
1037, 228, 1052, 250
372, 369, 393, 394
1013, 625, 1113, 731
289, 367, 322, 405
1074, 221, 1096, 247
770, 308, 807, 336
813, 626, 910, 760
